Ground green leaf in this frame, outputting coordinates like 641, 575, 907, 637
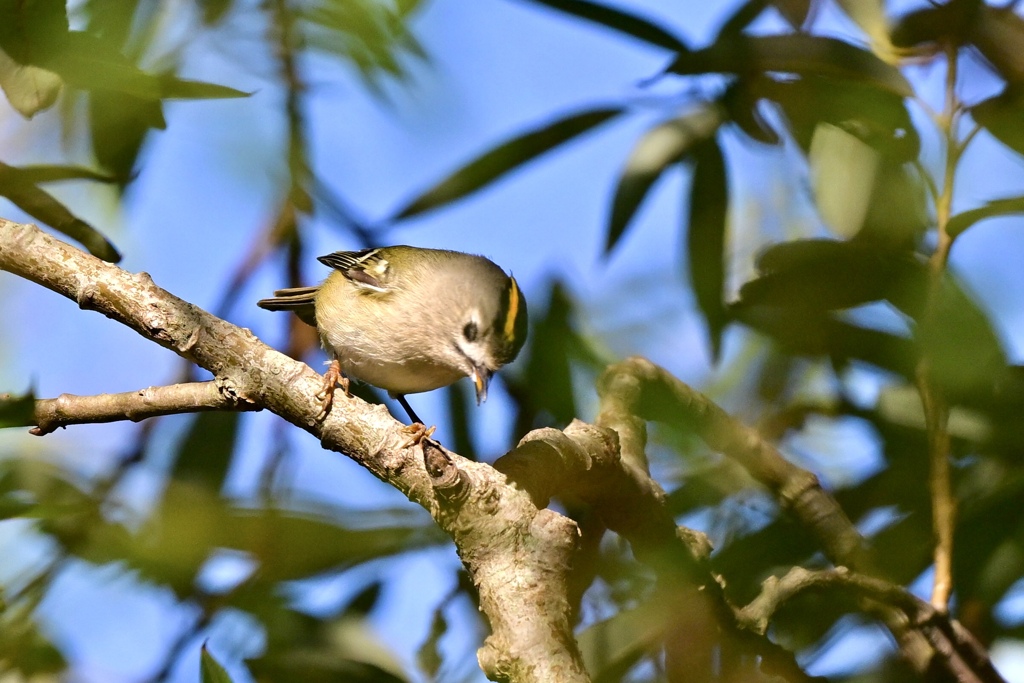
170, 410, 239, 488
578, 599, 672, 682
89, 89, 165, 185
0, 162, 121, 261
808, 123, 880, 239
947, 196, 1024, 238
159, 74, 249, 100
394, 106, 623, 220
0, 390, 35, 429
606, 106, 723, 252
715, 0, 772, 40
666, 34, 913, 98
201, 644, 235, 683
416, 607, 447, 679
833, 0, 898, 63
0, 49, 61, 117
516, 0, 689, 52
6, 164, 117, 185
686, 137, 729, 361
969, 5, 1024, 84
971, 87, 1024, 158
771, 0, 813, 29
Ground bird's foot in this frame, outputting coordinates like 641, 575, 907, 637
400, 422, 436, 448
315, 359, 349, 418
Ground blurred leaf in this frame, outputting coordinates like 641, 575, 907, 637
716, 0, 772, 40
0, 389, 35, 429
736, 239, 923, 313
833, 0, 897, 63
666, 34, 912, 97
0, 0, 68, 64
89, 89, 164, 185
857, 160, 929, 249
0, 48, 61, 117
0, 612, 66, 675
3, 164, 117, 185
159, 75, 249, 100
0, 491, 35, 519
0, 162, 121, 261
171, 409, 239, 488
686, 137, 729, 361
394, 107, 624, 220
971, 87, 1024, 158
416, 605, 447, 679
509, 282, 579, 434
344, 581, 384, 616
771, 0, 813, 29
517, 0, 689, 52
607, 106, 723, 252
578, 599, 671, 683
809, 123, 880, 239
891, 0, 979, 51
760, 74, 919, 160
723, 84, 780, 145
199, 0, 232, 25
947, 195, 1024, 238
201, 645, 236, 683
970, 4, 1024, 84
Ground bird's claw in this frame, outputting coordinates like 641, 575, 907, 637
400, 422, 436, 448
315, 360, 350, 419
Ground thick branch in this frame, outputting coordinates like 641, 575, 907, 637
26, 381, 255, 435
0, 218, 587, 683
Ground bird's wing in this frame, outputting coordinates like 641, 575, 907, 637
317, 248, 390, 292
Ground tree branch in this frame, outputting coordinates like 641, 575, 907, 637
24, 381, 256, 435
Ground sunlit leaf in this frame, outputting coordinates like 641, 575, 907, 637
607, 106, 723, 252
0, 389, 35, 429
666, 34, 912, 97
201, 645, 235, 683
0, 162, 121, 261
686, 137, 729, 361
516, 0, 688, 52
947, 195, 1024, 238
809, 123, 880, 239
0, 48, 61, 117
394, 107, 624, 220
971, 87, 1024, 158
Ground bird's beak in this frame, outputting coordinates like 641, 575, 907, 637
471, 366, 492, 405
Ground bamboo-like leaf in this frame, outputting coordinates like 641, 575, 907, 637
666, 34, 912, 97
686, 138, 729, 361
395, 107, 624, 220
200, 645, 235, 683
0, 163, 120, 261
947, 196, 1024, 238
606, 105, 723, 252
516, 0, 688, 52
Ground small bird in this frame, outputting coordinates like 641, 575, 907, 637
257, 246, 528, 429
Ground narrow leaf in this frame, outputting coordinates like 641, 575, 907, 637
607, 106, 723, 252
200, 645, 235, 683
395, 106, 623, 220
0, 164, 120, 261
159, 75, 249, 100
517, 0, 689, 52
686, 138, 729, 361
6, 164, 117, 184
948, 196, 1024, 238
970, 5, 1024, 84
666, 34, 913, 97
771, 0, 814, 29
0, 390, 36, 429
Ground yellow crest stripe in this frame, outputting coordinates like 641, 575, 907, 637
504, 277, 520, 340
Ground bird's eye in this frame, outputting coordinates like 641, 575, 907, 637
463, 321, 478, 342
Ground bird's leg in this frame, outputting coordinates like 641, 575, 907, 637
316, 359, 348, 418
394, 394, 435, 447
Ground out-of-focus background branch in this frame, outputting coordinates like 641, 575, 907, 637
4, 0, 1024, 682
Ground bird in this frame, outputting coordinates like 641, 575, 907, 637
257, 246, 528, 434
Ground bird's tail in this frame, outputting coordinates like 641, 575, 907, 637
257, 286, 318, 326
